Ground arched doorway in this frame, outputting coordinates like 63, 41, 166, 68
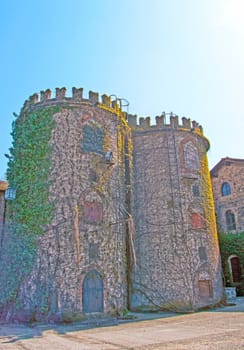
82, 270, 104, 313
229, 256, 241, 283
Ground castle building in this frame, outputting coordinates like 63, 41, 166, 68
1, 87, 223, 321
210, 157, 244, 234
210, 157, 244, 287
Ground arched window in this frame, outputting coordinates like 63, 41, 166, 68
221, 182, 231, 196
225, 210, 236, 231
184, 142, 200, 170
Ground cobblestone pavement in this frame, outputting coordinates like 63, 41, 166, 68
0, 298, 243, 349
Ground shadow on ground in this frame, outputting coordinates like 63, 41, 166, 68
0, 297, 243, 344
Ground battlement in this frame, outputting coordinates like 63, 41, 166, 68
21, 87, 127, 119
21, 87, 204, 136
127, 112, 204, 135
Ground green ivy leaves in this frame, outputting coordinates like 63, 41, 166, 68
7, 107, 57, 236
0, 107, 57, 306
218, 232, 244, 266
218, 231, 244, 288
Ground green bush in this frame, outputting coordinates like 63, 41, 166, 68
218, 231, 244, 296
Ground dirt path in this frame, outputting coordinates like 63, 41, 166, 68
0, 303, 244, 349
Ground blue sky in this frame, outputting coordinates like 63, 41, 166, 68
1, 0, 243, 178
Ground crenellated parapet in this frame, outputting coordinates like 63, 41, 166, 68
21, 87, 127, 120
20, 87, 204, 136
127, 112, 204, 136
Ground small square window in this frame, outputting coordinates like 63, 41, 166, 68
198, 246, 207, 262
82, 124, 104, 155
84, 201, 103, 224
192, 184, 200, 197
191, 213, 204, 229
89, 243, 99, 262
89, 169, 99, 182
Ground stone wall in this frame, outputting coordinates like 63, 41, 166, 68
130, 127, 223, 310
211, 158, 244, 233
5, 91, 130, 320
2, 88, 224, 320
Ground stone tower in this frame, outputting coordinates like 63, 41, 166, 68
3, 88, 131, 321
128, 114, 223, 311
2, 87, 223, 321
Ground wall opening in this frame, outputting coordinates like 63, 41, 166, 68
198, 280, 213, 299
82, 270, 104, 313
228, 256, 242, 283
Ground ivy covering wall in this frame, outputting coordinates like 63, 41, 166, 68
0, 107, 56, 307
218, 231, 244, 295
6, 107, 56, 234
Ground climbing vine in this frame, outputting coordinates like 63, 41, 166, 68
200, 152, 219, 245
0, 226, 36, 305
218, 231, 244, 294
0, 106, 57, 308
6, 107, 57, 235
218, 232, 244, 265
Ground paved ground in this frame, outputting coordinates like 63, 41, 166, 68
0, 298, 243, 349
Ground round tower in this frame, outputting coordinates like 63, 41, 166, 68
128, 113, 223, 311
2, 89, 224, 321
4, 88, 131, 321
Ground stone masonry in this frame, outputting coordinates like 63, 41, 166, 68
129, 115, 223, 310
211, 157, 244, 233
2, 87, 224, 321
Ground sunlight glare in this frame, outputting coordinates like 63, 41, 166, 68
221, 0, 244, 30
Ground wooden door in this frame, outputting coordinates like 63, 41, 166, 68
231, 257, 241, 282
82, 270, 104, 313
